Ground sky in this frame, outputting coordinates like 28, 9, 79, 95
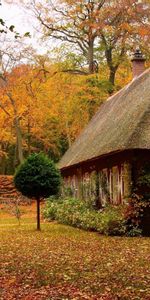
0, 0, 49, 54
1, 1, 32, 34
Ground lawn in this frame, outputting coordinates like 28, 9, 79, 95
0, 203, 150, 300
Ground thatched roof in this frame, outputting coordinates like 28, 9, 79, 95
58, 68, 150, 170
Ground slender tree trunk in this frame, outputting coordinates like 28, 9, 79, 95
105, 47, 118, 93
13, 142, 18, 169
65, 120, 72, 147
109, 68, 116, 87
37, 198, 41, 231
88, 39, 94, 74
7, 93, 24, 164
14, 116, 24, 164
0, 143, 6, 174
27, 116, 31, 155
109, 66, 118, 88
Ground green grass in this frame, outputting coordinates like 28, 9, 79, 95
0, 203, 150, 299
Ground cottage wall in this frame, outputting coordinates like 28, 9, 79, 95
61, 149, 150, 206
63, 163, 131, 206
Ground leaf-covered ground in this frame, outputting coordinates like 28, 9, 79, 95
0, 203, 150, 300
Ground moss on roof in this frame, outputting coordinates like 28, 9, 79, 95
58, 68, 150, 170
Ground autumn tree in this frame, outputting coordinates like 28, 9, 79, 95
30, 0, 150, 88
0, 108, 14, 173
30, 0, 106, 74
14, 152, 61, 230
0, 65, 26, 165
97, 0, 150, 88
0, 44, 35, 167
0, 50, 51, 168
0, 49, 131, 175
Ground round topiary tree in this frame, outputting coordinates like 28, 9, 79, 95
14, 153, 61, 230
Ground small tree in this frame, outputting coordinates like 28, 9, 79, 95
14, 153, 61, 230
4, 197, 24, 226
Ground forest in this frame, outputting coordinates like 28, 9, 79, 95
0, 2, 150, 299
0, 0, 150, 174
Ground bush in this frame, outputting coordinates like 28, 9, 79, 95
124, 193, 150, 236
98, 206, 126, 236
126, 226, 142, 237
43, 197, 126, 236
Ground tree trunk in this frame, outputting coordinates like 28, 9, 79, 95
88, 39, 94, 74
109, 68, 116, 87
107, 65, 118, 94
109, 66, 118, 88
37, 198, 41, 231
27, 116, 31, 155
13, 142, 18, 169
105, 48, 118, 93
65, 120, 72, 147
0, 143, 6, 174
7, 93, 24, 164
14, 116, 24, 164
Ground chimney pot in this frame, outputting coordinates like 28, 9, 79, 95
131, 48, 146, 78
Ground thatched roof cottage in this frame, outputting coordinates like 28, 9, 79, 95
58, 50, 150, 207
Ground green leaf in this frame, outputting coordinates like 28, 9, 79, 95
24, 32, 31, 38
9, 25, 15, 32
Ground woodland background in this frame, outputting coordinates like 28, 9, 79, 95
0, 0, 150, 174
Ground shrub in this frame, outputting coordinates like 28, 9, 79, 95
43, 197, 61, 221
126, 226, 142, 237
98, 206, 126, 236
4, 197, 25, 226
43, 197, 126, 236
124, 193, 150, 236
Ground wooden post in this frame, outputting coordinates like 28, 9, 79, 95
77, 168, 82, 199
95, 170, 102, 209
